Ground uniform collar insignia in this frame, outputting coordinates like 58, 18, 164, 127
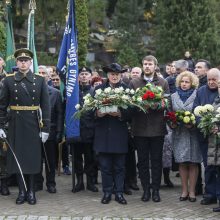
15, 71, 34, 83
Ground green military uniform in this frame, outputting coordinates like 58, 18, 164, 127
0, 49, 51, 175
0, 68, 7, 179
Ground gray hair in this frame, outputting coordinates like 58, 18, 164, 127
38, 65, 49, 75
175, 59, 189, 70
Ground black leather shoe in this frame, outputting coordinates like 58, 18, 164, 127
141, 189, 151, 202
115, 194, 127, 205
213, 206, 220, 212
47, 185, 57, 193
189, 197, 196, 202
72, 183, 85, 193
129, 183, 139, 191
152, 190, 161, 202
16, 191, 26, 205
179, 195, 188, 201
124, 185, 132, 195
1, 185, 10, 196
87, 184, 98, 192
27, 191, 36, 205
201, 197, 217, 205
101, 193, 111, 204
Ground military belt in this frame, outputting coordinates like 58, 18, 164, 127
9, 106, 40, 111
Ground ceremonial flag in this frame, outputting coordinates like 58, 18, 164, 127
5, 3, 16, 73
57, 0, 79, 139
27, 6, 38, 73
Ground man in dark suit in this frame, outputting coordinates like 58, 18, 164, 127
35, 65, 64, 193
0, 48, 50, 205
129, 55, 170, 203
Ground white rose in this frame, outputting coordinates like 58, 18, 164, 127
114, 88, 120, 93
137, 97, 142, 102
83, 94, 91, 99
95, 89, 102, 95
104, 87, 111, 93
84, 99, 90, 105
125, 88, 130, 93
130, 89, 135, 94
119, 86, 124, 92
122, 95, 129, 100
75, 104, 81, 110
136, 88, 140, 92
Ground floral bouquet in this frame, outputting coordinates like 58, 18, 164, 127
194, 104, 220, 137
74, 87, 145, 118
165, 110, 196, 128
175, 110, 196, 125
132, 83, 169, 111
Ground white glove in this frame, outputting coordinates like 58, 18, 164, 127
0, 129, 6, 139
40, 132, 49, 143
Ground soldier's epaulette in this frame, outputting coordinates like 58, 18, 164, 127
35, 73, 44, 77
5, 73, 15, 77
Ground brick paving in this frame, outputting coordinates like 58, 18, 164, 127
0, 172, 219, 219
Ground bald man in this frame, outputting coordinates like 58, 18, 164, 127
193, 68, 220, 206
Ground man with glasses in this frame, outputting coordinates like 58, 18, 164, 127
0, 48, 50, 205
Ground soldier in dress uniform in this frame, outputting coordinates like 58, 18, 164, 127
0, 53, 10, 196
0, 48, 50, 205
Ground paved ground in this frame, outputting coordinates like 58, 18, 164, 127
0, 171, 219, 219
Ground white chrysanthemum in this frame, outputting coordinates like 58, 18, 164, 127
104, 87, 111, 93
204, 104, 214, 112
125, 88, 130, 93
194, 106, 204, 116
136, 88, 140, 92
83, 93, 91, 99
130, 89, 135, 94
122, 95, 129, 100
216, 113, 220, 118
216, 107, 220, 113
95, 89, 102, 95
75, 104, 81, 110
137, 97, 142, 102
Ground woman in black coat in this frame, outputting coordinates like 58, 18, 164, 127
93, 63, 130, 205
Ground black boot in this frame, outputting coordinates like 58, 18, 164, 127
73, 175, 85, 193
0, 178, 10, 196
213, 200, 220, 212
163, 168, 174, 188
86, 175, 98, 192
27, 175, 36, 205
16, 174, 26, 205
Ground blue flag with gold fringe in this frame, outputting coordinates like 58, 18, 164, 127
57, 0, 79, 139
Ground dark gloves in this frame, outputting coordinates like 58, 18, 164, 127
56, 132, 63, 143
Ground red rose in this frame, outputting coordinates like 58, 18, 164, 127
142, 93, 149, 100
148, 91, 155, 99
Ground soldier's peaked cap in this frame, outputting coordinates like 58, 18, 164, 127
14, 48, 33, 60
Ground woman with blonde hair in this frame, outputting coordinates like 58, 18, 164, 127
170, 71, 202, 202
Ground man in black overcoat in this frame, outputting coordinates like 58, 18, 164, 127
0, 48, 50, 205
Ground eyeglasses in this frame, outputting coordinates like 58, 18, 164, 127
52, 78, 60, 81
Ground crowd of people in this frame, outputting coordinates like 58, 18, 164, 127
0, 49, 220, 213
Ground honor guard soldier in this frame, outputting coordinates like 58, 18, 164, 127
0, 53, 10, 196
0, 48, 50, 205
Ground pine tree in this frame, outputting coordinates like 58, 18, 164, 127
0, 2, 6, 54
155, 0, 220, 65
112, 0, 146, 66
75, 0, 89, 67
